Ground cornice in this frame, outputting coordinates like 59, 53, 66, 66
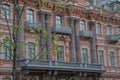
4, 0, 120, 25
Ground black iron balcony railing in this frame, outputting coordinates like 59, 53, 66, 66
21, 59, 104, 72
52, 26, 72, 34
25, 21, 41, 28
80, 30, 93, 38
106, 34, 120, 42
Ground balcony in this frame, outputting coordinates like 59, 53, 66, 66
80, 30, 93, 38
106, 35, 120, 42
20, 60, 104, 73
52, 26, 72, 34
24, 21, 41, 28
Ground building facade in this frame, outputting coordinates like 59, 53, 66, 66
0, 0, 120, 80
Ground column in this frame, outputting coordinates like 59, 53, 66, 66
38, 11, 46, 60
74, 19, 81, 62
45, 13, 52, 60
69, 17, 76, 62
89, 21, 98, 63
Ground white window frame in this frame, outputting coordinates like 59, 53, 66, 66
82, 48, 88, 63
55, 15, 62, 27
28, 42, 35, 59
2, 39, 11, 60
107, 25, 112, 35
109, 51, 115, 67
96, 23, 102, 35
80, 20, 86, 31
57, 45, 64, 61
98, 50, 104, 65
117, 27, 120, 34
2, 4, 10, 19
27, 9, 34, 22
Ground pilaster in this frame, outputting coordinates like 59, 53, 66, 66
45, 12, 52, 60
89, 21, 98, 63
68, 17, 76, 62
39, 11, 46, 60
74, 18, 81, 62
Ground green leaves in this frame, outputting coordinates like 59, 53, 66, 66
54, 45, 60, 52
41, 0, 46, 3
43, 29, 48, 36
52, 34, 59, 41
60, 23, 64, 27
32, 52, 36, 56
18, 25, 24, 30
30, 27, 35, 33
39, 51, 49, 55
55, 2, 67, 8
22, 15, 26, 20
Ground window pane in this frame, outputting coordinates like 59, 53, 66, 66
80, 21, 85, 31
2, 4, 10, 19
2, 78, 11, 80
57, 46, 64, 61
96, 23, 101, 34
56, 16, 62, 27
117, 27, 120, 34
82, 48, 88, 63
98, 50, 104, 65
107, 26, 112, 35
2, 39, 11, 59
109, 52, 115, 67
28, 42, 35, 59
27, 9, 34, 22
88, 0, 94, 5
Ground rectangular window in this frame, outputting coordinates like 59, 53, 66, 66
96, 23, 101, 35
27, 9, 34, 22
80, 21, 85, 31
109, 51, 115, 67
117, 27, 120, 34
28, 42, 35, 59
107, 26, 112, 35
2, 4, 10, 19
2, 78, 11, 80
82, 48, 88, 63
2, 40, 11, 60
98, 50, 104, 65
57, 46, 64, 61
88, 0, 93, 5
56, 16, 62, 27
